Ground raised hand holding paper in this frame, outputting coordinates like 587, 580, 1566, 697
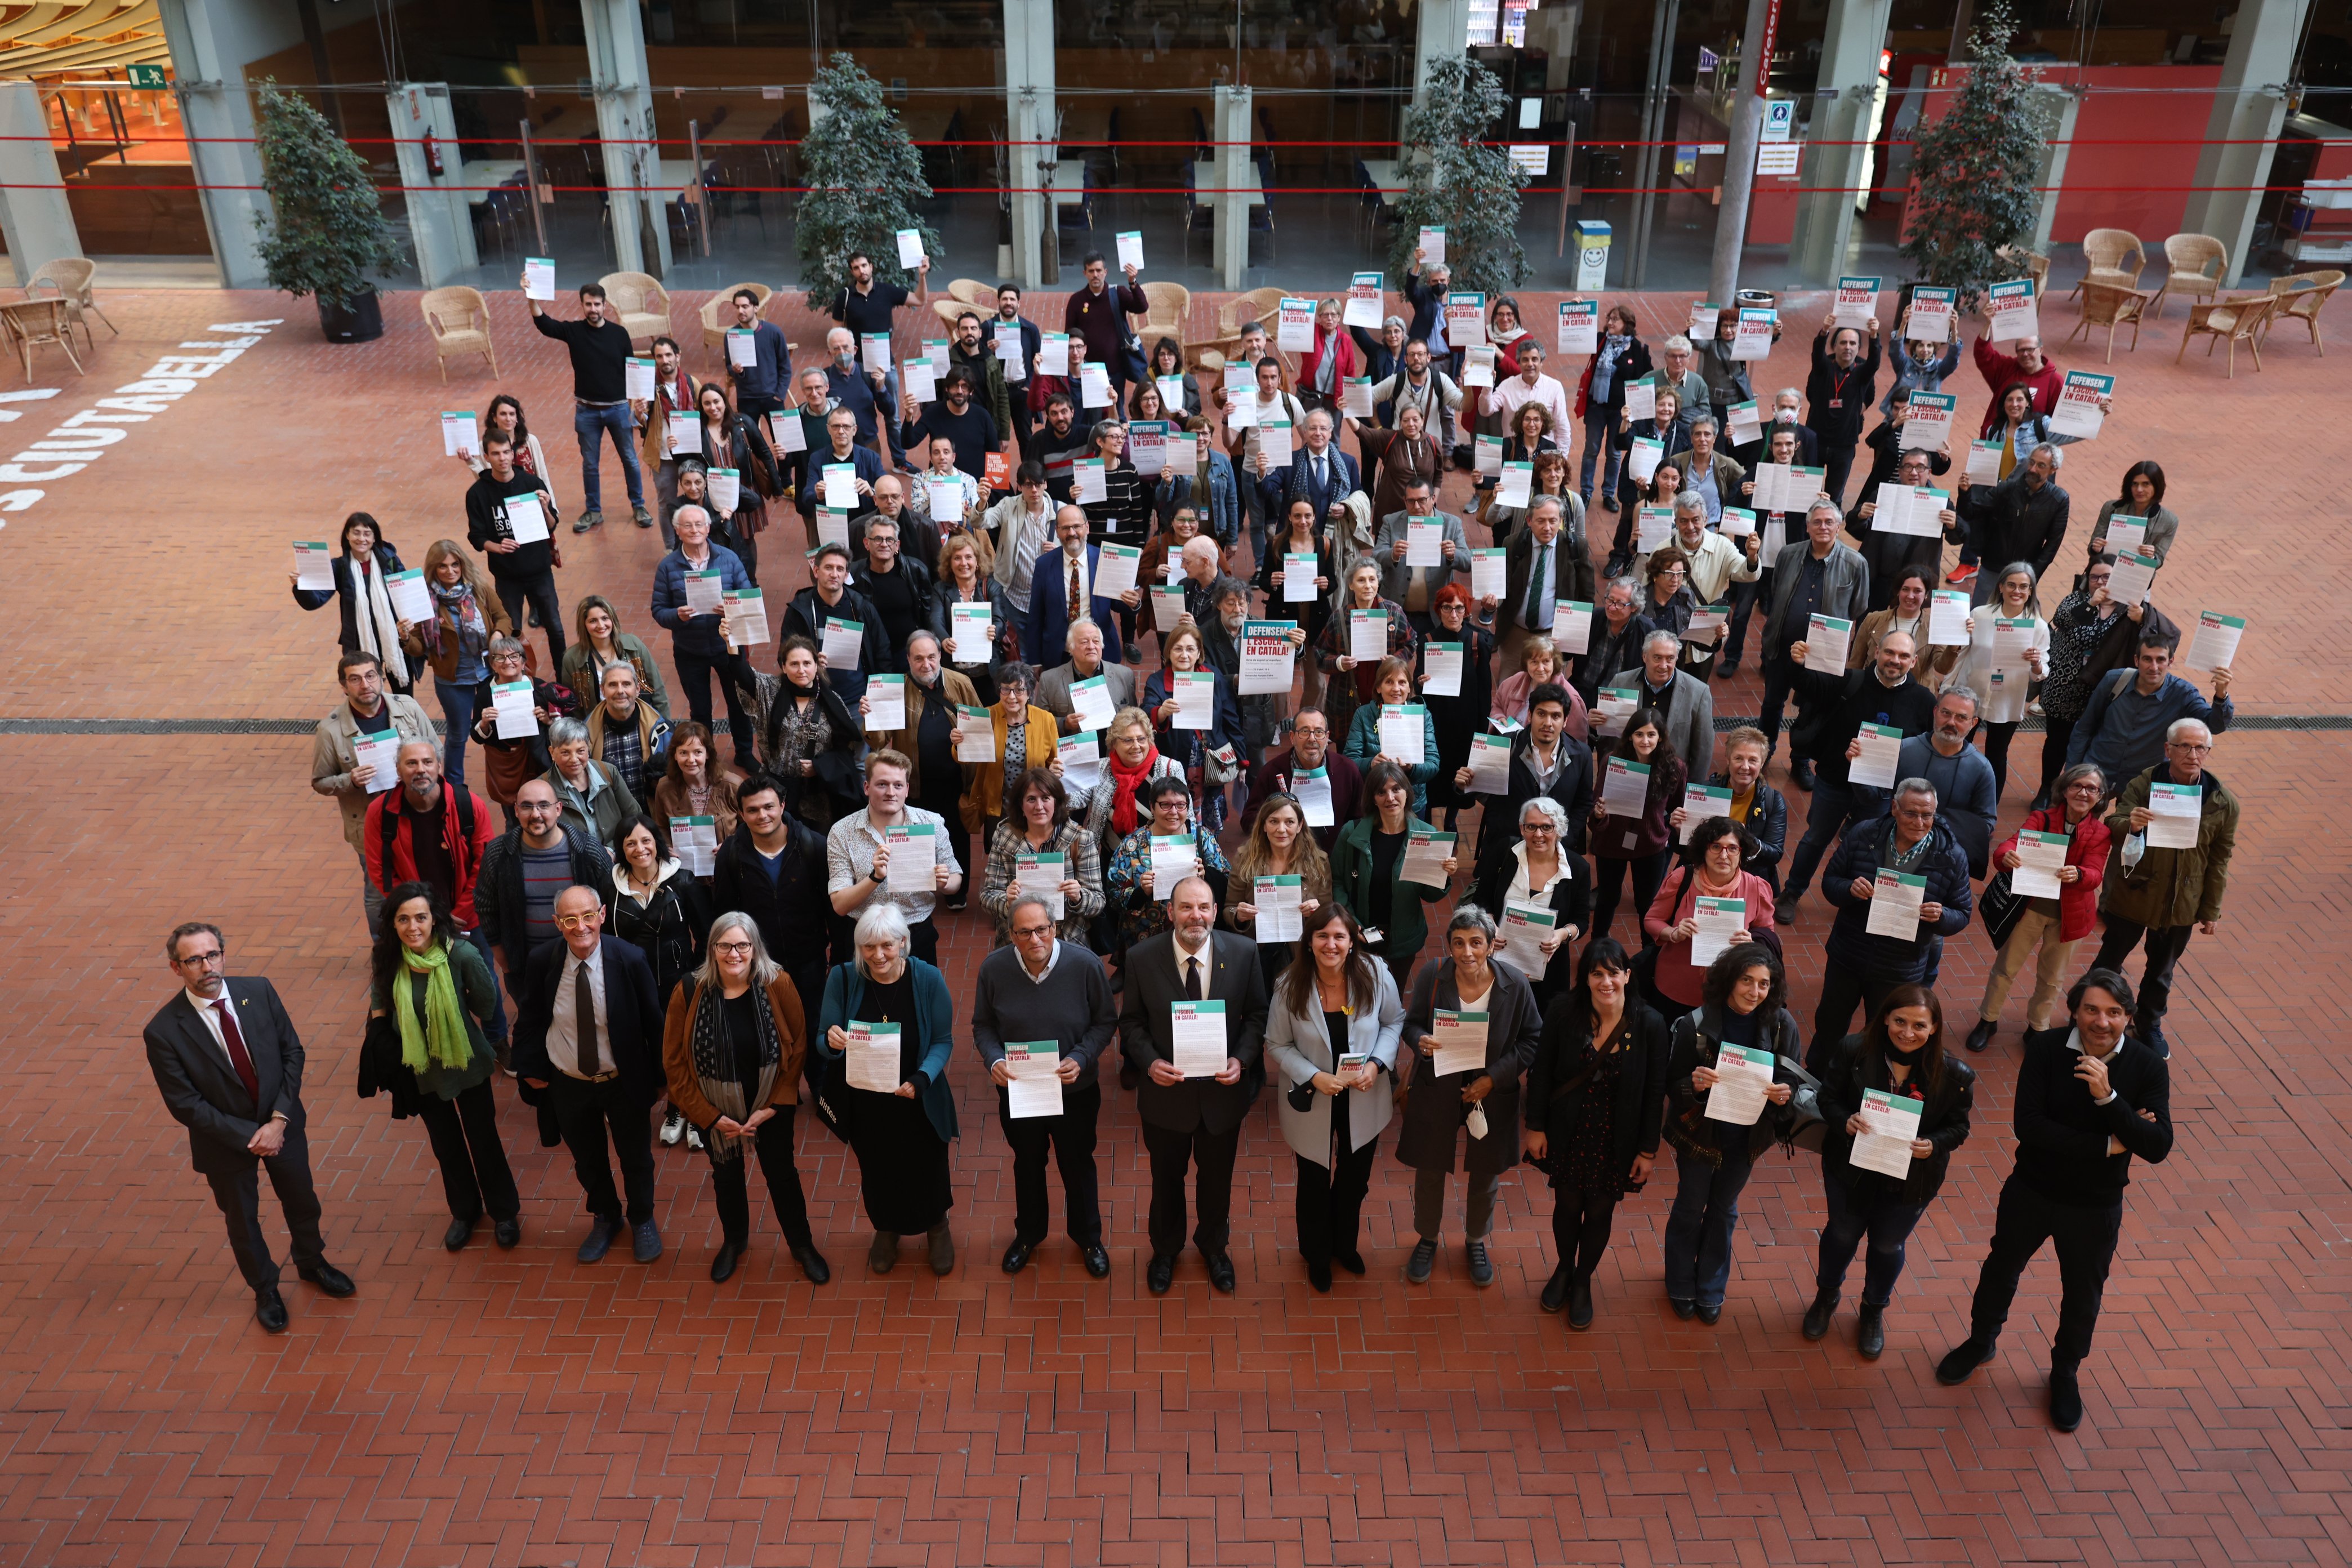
1557, 299, 1598, 355
386, 569, 433, 625
523, 257, 555, 300
2185, 611, 2243, 672
293, 541, 335, 591
723, 589, 768, 648
2050, 371, 2113, 439
1344, 273, 1384, 329
1116, 230, 1144, 271
1986, 278, 2039, 342
895, 228, 926, 269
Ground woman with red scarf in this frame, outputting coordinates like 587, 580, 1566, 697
1298, 298, 1362, 421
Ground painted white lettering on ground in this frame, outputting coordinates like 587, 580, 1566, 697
0, 320, 280, 519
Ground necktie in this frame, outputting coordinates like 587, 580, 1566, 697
574, 960, 600, 1077
211, 999, 260, 1104
1524, 543, 1551, 629
1313, 455, 1326, 492
1186, 955, 1206, 1001
1069, 554, 1084, 616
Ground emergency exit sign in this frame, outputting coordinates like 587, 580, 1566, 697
126, 64, 167, 89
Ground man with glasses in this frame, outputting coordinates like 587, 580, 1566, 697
310, 649, 436, 937
1240, 707, 1362, 852
514, 885, 667, 1264
970, 895, 1119, 1279
475, 779, 613, 1067
1609, 626, 1717, 783
145, 921, 354, 1332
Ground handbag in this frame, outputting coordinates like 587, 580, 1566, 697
1977, 867, 2029, 949
1774, 1053, 1827, 1153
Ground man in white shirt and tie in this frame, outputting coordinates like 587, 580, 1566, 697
144, 920, 354, 1331
1500, 496, 1569, 669
515, 885, 668, 1264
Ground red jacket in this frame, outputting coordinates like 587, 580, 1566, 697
364, 782, 496, 929
1994, 803, 2110, 942
1972, 336, 2064, 436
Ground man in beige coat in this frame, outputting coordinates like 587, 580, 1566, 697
309, 650, 437, 934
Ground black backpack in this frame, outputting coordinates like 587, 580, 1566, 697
379, 784, 479, 893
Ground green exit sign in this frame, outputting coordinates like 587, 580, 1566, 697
126, 64, 167, 90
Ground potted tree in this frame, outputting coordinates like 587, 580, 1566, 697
1387, 56, 1529, 293
1899, 2, 2052, 309
252, 81, 406, 342
794, 54, 943, 308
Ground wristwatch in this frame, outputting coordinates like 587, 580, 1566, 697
868, 865, 885, 884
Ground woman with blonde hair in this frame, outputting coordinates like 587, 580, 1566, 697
398, 537, 511, 787
1491, 633, 1591, 738
1226, 792, 1333, 991
562, 594, 672, 719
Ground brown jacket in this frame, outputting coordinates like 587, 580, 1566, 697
660, 973, 809, 1123
876, 667, 981, 799
639, 368, 701, 472
1848, 606, 1959, 680
652, 767, 747, 844
398, 591, 515, 684
962, 700, 1064, 830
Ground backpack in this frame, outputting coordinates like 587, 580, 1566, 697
380, 784, 479, 891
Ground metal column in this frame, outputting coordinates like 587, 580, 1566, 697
153, 0, 273, 287
387, 83, 478, 289
1787, 0, 1892, 286
1004, 0, 1054, 289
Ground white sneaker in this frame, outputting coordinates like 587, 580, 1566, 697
660, 1111, 685, 1146
685, 1126, 705, 1152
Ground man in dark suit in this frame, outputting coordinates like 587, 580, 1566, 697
1498, 498, 1596, 672
143, 921, 354, 1332
1117, 876, 1270, 1295
1022, 504, 1133, 667
1467, 681, 1594, 888
514, 884, 669, 1264
1258, 408, 1361, 531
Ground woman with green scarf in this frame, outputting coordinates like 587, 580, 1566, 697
366, 882, 519, 1251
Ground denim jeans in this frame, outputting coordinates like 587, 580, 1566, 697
1663, 1142, 1755, 1308
672, 644, 758, 763
1720, 574, 1765, 667
1578, 411, 1623, 504
433, 676, 479, 788
1815, 1169, 1929, 1307
572, 400, 644, 517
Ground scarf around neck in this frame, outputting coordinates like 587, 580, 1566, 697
1108, 744, 1162, 838
393, 941, 473, 1073
351, 551, 411, 689
688, 978, 781, 1163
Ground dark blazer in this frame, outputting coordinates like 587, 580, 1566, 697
143, 979, 309, 1177
1117, 928, 1270, 1136
1524, 999, 1670, 1192
511, 935, 667, 1110
1815, 1032, 1976, 1206
794, 440, 887, 520
1394, 956, 1544, 1179
1262, 444, 1361, 521
1022, 543, 1131, 667
1501, 519, 1597, 636
1477, 729, 1595, 882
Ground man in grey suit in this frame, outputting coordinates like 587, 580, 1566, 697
1032, 617, 1139, 736
1118, 875, 1270, 1295
144, 920, 355, 1332
1373, 476, 1471, 633
1611, 629, 1717, 782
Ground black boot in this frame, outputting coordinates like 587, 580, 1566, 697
1802, 1287, 1838, 1342
1540, 1263, 1571, 1313
1856, 1303, 1886, 1360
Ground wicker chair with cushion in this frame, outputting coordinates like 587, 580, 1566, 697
2175, 293, 2276, 377
598, 271, 671, 346
421, 287, 498, 382
699, 281, 773, 357
2062, 282, 2150, 363
2262, 270, 2342, 354
2072, 228, 2145, 302
946, 278, 996, 306
2150, 235, 2228, 318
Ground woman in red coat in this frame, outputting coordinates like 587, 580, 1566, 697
1965, 762, 2112, 1052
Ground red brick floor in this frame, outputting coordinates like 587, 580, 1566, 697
0, 288, 2346, 1566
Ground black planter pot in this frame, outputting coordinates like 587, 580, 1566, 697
317, 287, 384, 344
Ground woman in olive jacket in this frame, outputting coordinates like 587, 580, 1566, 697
1660, 942, 1799, 1322
1805, 983, 1975, 1360
1393, 904, 1545, 1290
1522, 938, 1668, 1329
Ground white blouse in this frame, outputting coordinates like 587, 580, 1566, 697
1944, 608, 2050, 726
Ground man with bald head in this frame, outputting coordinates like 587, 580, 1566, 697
1117, 875, 1269, 1296
1776, 628, 1937, 920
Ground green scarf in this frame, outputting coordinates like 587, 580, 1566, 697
393, 942, 473, 1073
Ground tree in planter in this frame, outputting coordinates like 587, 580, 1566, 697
1387, 57, 1528, 295
1899, 2, 2051, 307
252, 81, 405, 315
796, 54, 942, 310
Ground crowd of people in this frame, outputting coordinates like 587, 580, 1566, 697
167, 258, 2245, 1438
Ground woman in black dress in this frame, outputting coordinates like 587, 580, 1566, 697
1522, 938, 1669, 1329
1415, 582, 1496, 837
815, 902, 961, 1277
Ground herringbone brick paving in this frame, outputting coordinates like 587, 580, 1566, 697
0, 287, 2343, 1566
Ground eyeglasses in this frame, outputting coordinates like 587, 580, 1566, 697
713, 941, 755, 955
554, 913, 599, 930
173, 948, 224, 966
1013, 925, 1055, 940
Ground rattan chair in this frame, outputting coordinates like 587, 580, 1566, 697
598, 270, 671, 346
26, 257, 113, 345
2175, 293, 2276, 377
700, 281, 772, 357
2262, 270, 2342, 355
2072, 228, 2145, 302
2150, 234, 2227, 318
421, 287, 498, 382
2063, 282, 2150, 363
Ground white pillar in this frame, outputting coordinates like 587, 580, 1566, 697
2181, 0, 2313, 286
1412, 0, 1470, 110
581, 0, 669, 277
0, 84, 81, 285
1214, 84, 1252, 288
154, 0, 286, 287
1004, 0, 1054, 289
387, 83, 478, 289
1788, 0, 1894, 286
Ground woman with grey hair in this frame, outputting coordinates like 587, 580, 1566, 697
1471, 794, 1591, 1012
660, 912, 829, 1285
468, 631, 582, 822
1941, 560, 2050, 801
816, 902, 961, 1276
1393, 903, 1545, 1289
540, 715, 640, 852
1967, 763, 2112, 1052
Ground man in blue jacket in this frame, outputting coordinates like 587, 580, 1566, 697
2064, 632, 2234, 786
649, 504, 757, 764
1812, 778, 1973, 1068
721, 288, 792, 432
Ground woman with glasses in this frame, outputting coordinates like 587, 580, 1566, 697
1942, 560, 2050, 800
1470, 794, 1588, 1013
363, 882, 519, 1252
466, 633, 580, 826
1966, 764, 2110, 1054
1637, 546, 1698, 647
1142, 624, 1245, 833
1415, 584, 1497, 836
663, 911, 830, 1285
1643, 815, 1775, 1017
816, 902, 960, 1276
1104, 774, 1231, 951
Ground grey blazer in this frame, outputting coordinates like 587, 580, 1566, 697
1264, 963, 1406, 1165
1759, 540, 1871, 649
1372, 509, 1472, 608
1606, 666, 1717, 783
1033, 657, 1138, 726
